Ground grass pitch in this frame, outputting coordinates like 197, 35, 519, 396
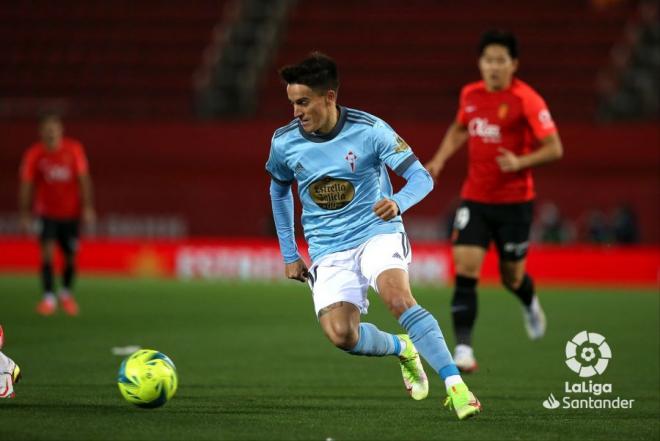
0, 275, 657, 440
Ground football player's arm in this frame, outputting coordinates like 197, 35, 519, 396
269, 179, 308, 282
18, 151, 35, 233
18, 181, 33, 233
74, 144, 96, 225
78, 174, 96, 225
498, 90, 563, 172
375, 160, 434, 221
496, 133, 563, 172
424, 122, 469, 180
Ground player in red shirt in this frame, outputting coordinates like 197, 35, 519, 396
425, 30, 563, 372
19, 113, 96, 316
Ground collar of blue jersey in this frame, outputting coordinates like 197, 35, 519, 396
298, 105, 347, 143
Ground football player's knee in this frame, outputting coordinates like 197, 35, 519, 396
501, 272, 523, 291
41, 246, 55, 263
454, 262, 480, 278
324, 322, 358, 350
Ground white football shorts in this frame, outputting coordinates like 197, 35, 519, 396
307, 232, 412, 317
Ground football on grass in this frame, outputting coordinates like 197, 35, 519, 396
117, 349, 178, 408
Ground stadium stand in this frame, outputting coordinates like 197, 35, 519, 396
194, 0, 293, 117
1, 0, 228, 118
258, 0, 635, 122
1, 0, 639, 121
597, 0, 659, 120
1, 0, 656, 242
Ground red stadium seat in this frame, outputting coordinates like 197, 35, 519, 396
258, 0, 633, 121
3, 0, 227, 118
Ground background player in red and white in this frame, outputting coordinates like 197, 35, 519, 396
425, 30, 563, 372
19, 113, 96, 316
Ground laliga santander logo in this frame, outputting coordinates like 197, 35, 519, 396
565, 331, 612, 378
542, 330, 633, 410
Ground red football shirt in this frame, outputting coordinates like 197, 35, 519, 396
20, 137, 89, 219
456, 78, 558, 203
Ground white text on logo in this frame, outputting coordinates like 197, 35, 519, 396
468, 118, 501, 143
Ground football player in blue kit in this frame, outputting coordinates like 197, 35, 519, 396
266, 52, 480, 420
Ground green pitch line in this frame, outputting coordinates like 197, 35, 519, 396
0, 275, 657, 441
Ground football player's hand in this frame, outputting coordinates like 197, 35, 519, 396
496, 147, 521, 172
424, 159, 444, 180
373, 198, 399, 221
285, 259, 309, 283
82, 206, 97, 226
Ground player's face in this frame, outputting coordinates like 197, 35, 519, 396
478, 44, 518, 91
287, 84, 337, 133
39, 118, 64, 149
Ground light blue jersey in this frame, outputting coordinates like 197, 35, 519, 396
266, 106, 423, 263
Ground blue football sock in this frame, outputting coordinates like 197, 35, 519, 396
348, 323, 400, 356
399, 305, 460, 380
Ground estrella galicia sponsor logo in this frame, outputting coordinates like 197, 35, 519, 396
542, 331, 635, 410
309, 177, 355, 210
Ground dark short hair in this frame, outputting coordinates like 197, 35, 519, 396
279, 52, 339, 93
478, 29, 519, 59
38, 110, 63, 125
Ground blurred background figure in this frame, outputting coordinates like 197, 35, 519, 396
580, 204, 641, 245
18, 113, 95, 316
597, 0, 659, 120
425, 29, 563, 373
584, 209, 612, 244
611, 204, 640, 244
532, 201, 576, 244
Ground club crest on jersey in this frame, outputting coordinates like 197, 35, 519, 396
345, 150, 358, 172
394, 135, 410, 153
